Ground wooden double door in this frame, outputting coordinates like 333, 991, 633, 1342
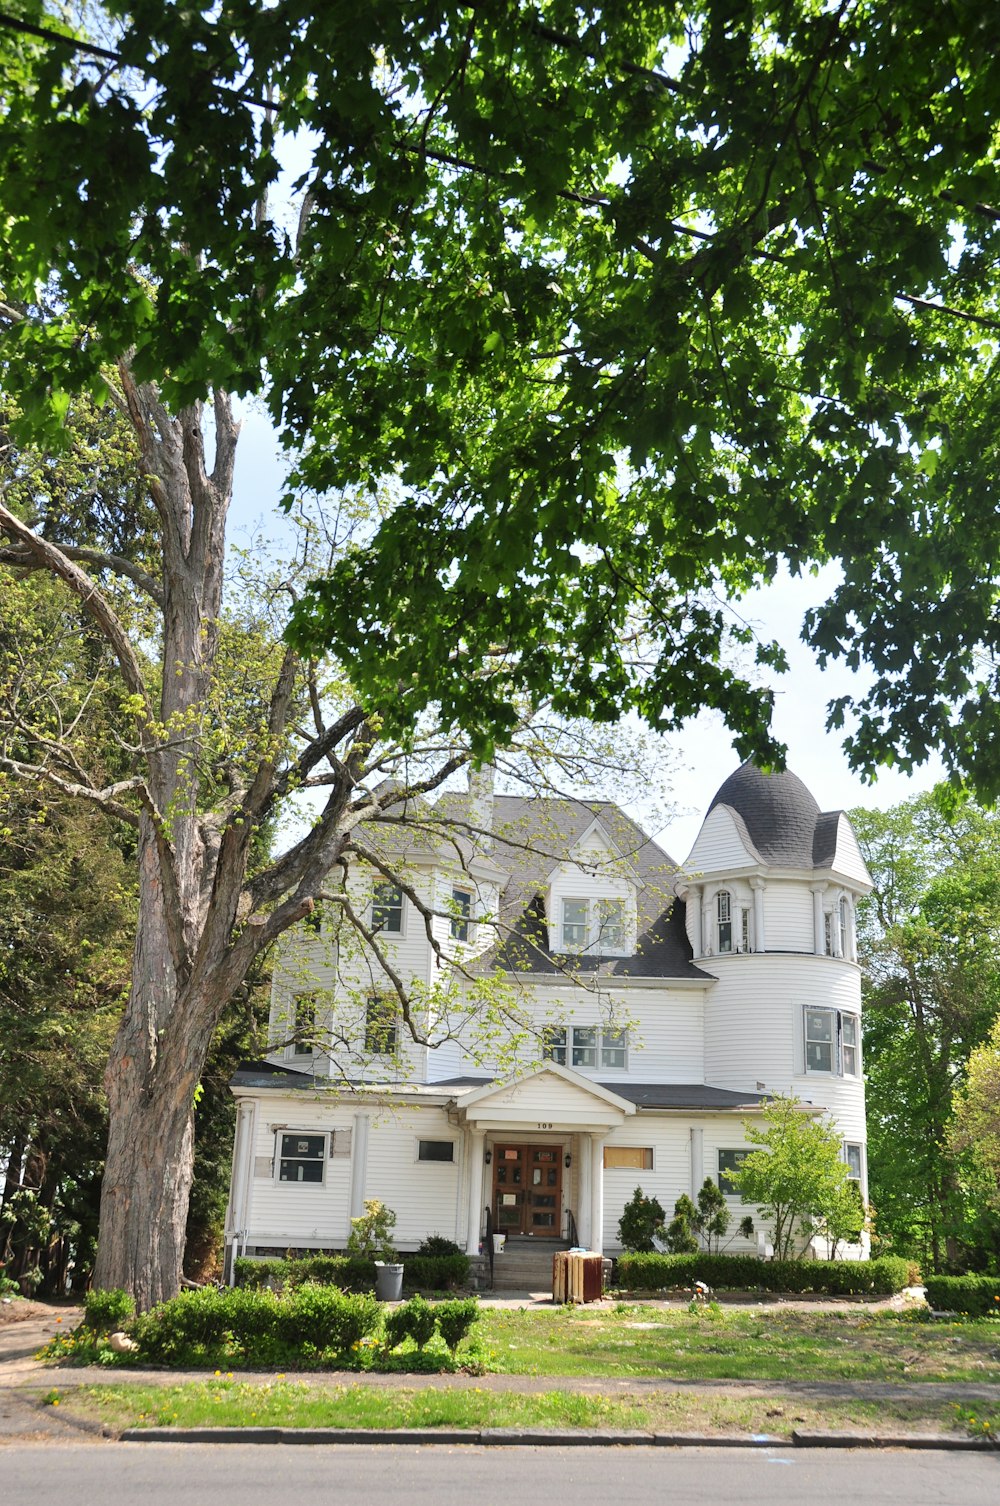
492, 1143, 563, 1238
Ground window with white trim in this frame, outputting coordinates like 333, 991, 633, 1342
417, 1140, 456, 1163
558, 897, 630, 955
277, 1132, 326, 1184
740, 906, 751, 953
290, 994, 316, 1056
844, 1143, 863, 1183
717, 890, 733, 953
544, 1025, 628, 1071
371, 882, 403, 934
804, 1007, 861, 1076
717, 1148, 749, 1196
450, 887, 473, 941
365, 994, 398, 1054
603, 1146, 653, 1170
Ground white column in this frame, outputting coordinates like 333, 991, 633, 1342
848, 897, 858, 962
349, 1111, 369, 1224
750, 878, 766, 952
589, 1133, 606, 1255
702, 895, 713, 955
811, 884, 826, 956
578, 1134, 593, 1247
465, 1128, 486, 1256
689, 1126, 704, 1197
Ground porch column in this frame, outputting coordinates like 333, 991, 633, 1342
689, 1126, 704, 1197
578, 1135, 593, 1248
589, 1133, 606, 1255
465, 1128, 486, 1256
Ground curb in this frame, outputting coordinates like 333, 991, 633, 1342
118, 1425, 997, 1451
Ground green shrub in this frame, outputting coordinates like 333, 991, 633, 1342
233, 1255, 377, 1293
435, 1297, 479, 1353
132, 1287, 280, 1360
276, 1283, 382, 1351
403, 1253, 470, 1290
924, 1275, 1000, 1316
417, 1234, 463, 1257
384, 1294, 437, 1351
616, 1251, 912, 1296
82, 1288, 135, 1333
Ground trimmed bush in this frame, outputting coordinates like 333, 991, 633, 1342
276, 1283, 381, 1350
82, 1288, 135, 1334
435, 1297, 479, 1353
924, 1275, 1000, 1316
384, 1294, 437, 1351
403, 1253, 470, 1290
417, 1235, 463, 1257
616, 1251, 912, 1296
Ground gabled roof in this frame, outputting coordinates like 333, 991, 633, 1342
436, 793, 711, 981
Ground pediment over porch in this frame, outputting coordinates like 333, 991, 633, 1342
453, 1063, 635, 1133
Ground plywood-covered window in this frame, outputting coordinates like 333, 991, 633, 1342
603, 1146, 653, 1170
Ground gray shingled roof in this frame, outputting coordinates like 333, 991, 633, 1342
708, 761, 844, 870
437, 793, 712, 981
430, 1076, 770, 1110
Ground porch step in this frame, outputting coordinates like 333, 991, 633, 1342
488, 1240, 568, 1292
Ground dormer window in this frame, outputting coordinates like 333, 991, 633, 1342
559, 897, 630, 955
717, 891, 733, 953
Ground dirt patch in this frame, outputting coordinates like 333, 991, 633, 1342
0, 1300, 80, 1327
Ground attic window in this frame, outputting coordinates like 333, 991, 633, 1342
561, 899, 588, 949
450, 887, 473, 941
559, 898, 629, 955
372, 882, 403, 934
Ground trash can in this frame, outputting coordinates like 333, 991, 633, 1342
374, 1261, 404, 1301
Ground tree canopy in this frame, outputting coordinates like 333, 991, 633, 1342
4, 2, 1000, 786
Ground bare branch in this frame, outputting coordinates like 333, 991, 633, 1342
0, 756, 143, 827
0, 543, 164, 606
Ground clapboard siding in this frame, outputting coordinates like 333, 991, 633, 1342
683, 806, 758, 874
244, 1099, 355, 1247
360, 1106, 462, 1246
831, 816, 873, 887
601, 1119, 691, 1251
763, 880, 815, 952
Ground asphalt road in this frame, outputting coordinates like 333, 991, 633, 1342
0, 1442, 997, 1506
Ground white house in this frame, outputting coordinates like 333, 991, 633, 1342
224, 762, 872, 1280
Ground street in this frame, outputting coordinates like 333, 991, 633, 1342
0, 1442, 996, 1506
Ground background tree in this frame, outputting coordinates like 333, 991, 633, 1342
6, 4, 1000, 788
853, 793, 1000, 1272
734, 1097, 856, 1261
950, 1017, 1000, 1220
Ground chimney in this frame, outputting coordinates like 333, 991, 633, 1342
467, 764, 494, 850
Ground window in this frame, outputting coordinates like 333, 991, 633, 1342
824, 912, 834, 956
804, 1007, 861, 1076
545, 1025, 628, 1071
601, 1027, 628, 1070
571, 1024, 598, 1068
450, 887, 472, 941
291, 995, 316, 1056
561, 898, 589, 950
417, 1140, 455, 1163
741, 907, 750, 953
542, 1026, 567, 1065
718, 1148, 749, 1196
277, 1132, 325, 1184
596, 900, 627, 953
603, 1146, 653, 1170
844, 1143, 863, 1183
717, 890, 733, 953
839, 896, 850, 959
371, 881, 403, 933
365, 995, 398, 1054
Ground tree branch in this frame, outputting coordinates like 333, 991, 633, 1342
0, 543, 164, 606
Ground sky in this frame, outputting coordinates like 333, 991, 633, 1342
229, 400, 944, 864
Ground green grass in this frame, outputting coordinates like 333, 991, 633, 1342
44, 1379, 1000, 1441
470, 1304, 1000, 1384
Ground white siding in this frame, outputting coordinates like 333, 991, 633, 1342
683, 806, 759, 875
362, 1105, 463, 1247
830, 815, 873, 888
763, 880, 814, 952
243, 1098, 356, 1248
601, 1119, 690, 1251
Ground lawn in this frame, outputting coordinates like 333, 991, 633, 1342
471, 1304, 1000, 1384
43, 1378, 1000, 1442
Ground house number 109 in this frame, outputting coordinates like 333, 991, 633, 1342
536, 1122, 553, 1129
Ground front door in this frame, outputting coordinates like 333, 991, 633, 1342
492, 1143, 563, 1237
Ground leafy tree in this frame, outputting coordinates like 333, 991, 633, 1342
734, 1096, 857, 1261
6, 4, 1000, 787
950, 1017, 1000, 1220
665, 1194, 699, 1255
694, 1177, 731, 1255
853, 793, 1000, 1271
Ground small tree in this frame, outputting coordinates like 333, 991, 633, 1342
733, 1097, 857, 1260
695, 1178, 731, 1254
346, 1199, 397, 1262
617, 1187, 666, 1253
665, 1194, 699, 1254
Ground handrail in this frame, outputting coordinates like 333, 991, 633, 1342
484, 1203, 495, 1288
566, 1208, 579, 1247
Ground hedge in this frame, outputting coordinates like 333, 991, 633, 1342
130, 1284, 384, 1364
615, 1251, 913, 1296
923, 1275, 1000, 1316
234, 1251, 470, 1294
